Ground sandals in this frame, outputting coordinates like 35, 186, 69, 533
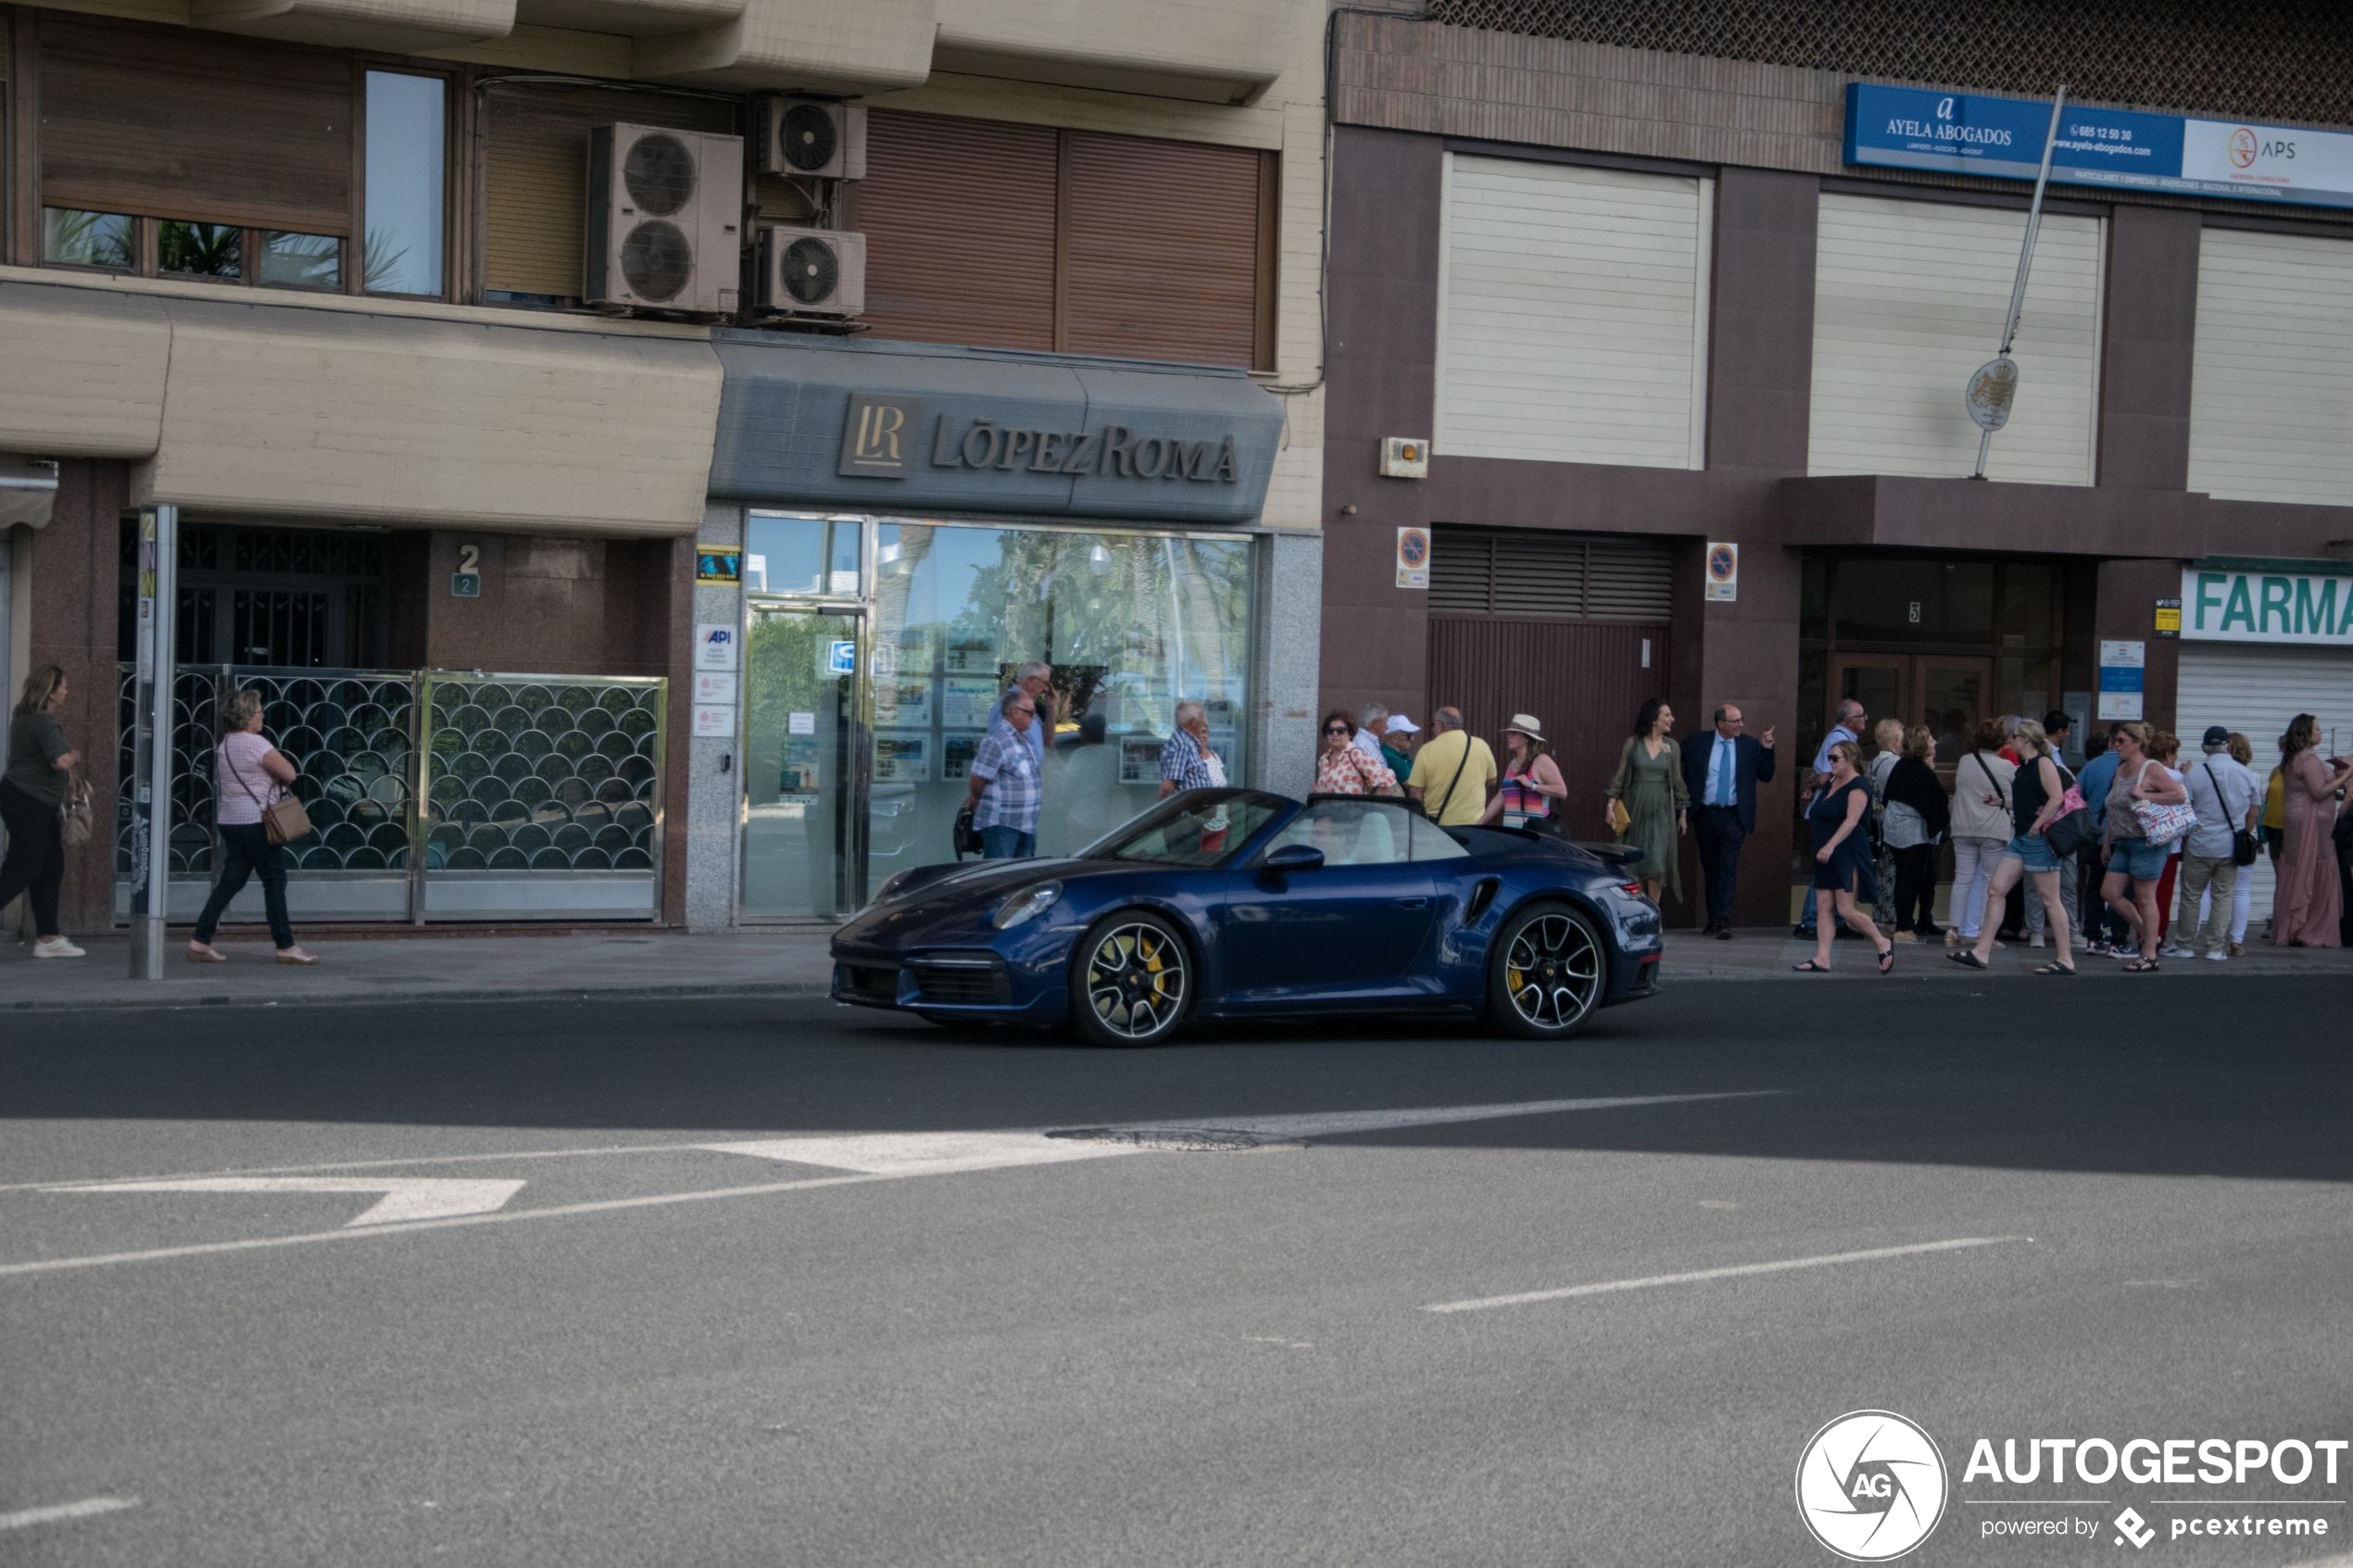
2122, 957, 2160, 972
1946, 950, 1989, 971
185, 944, 227, 963
1793, 960, 1831, 973
2032, 961, 2077, 976
1877, 943, 1896, 974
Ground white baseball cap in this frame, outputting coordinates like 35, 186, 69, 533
1384, 713, 1422, 734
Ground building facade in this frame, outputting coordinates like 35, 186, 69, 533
1318, 1, 2353, 928
0, 0, 1329, 935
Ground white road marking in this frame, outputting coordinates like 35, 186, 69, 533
0, 1496, 140, 1531
1422, 1236, 2029, 1314
2, 1094, 1785, 1278
0, 1139, 731, 1195
707, 1093, 1781, 1173
42, 1176, 526, 1226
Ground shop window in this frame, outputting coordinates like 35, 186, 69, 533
746, 517, 861, 596
43, 207, 134, 269
850, 110, 1276, 370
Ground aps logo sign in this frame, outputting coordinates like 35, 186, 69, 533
1796, 1411, 1950, 1561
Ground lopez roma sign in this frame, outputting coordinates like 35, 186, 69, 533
1847, 82, 2353, 211
839, 393, 1240, 484
2182, 566, 2353, 646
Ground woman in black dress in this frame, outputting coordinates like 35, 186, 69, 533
1796, 739, 1895, 974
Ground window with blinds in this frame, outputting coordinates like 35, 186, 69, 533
1429, 527, 1673, 621
483, 84, 738, 302
848, 110, 1274, 369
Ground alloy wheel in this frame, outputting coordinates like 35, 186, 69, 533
1085, 922, 1188, 1041
1504, 910, 1602, 1032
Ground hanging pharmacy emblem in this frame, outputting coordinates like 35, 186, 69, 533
1964, 357, 2019, 433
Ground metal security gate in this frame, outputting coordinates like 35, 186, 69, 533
114, 666, 664, 924
1427, 528, 1674, 842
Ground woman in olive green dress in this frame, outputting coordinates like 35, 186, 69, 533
1605, 697, 1689, 903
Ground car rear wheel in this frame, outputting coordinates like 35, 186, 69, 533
1069, 911, 1191, 1047
1486, 901, 1605, 1039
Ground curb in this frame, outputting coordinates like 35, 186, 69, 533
1, 981, 837, 1014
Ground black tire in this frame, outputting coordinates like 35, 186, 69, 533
1068, 910, 1193, 1047
1485, 900, 1607, 1039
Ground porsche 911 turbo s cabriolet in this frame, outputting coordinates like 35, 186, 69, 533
830, 790, 1662, 1047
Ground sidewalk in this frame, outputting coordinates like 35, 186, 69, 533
5, 924, 2347, 1012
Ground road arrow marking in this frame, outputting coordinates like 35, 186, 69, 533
42, 1176, 526, 1226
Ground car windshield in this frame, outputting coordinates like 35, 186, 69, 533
1082, 791, 1289, 868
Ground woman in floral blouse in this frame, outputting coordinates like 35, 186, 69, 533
1315, 711, 1401, 796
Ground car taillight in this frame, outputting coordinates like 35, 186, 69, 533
1617, 882, 1643, 897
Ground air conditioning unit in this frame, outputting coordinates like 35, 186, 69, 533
585, 123, 743, 314
756, 225, 866, 318
755, 98, 867, 181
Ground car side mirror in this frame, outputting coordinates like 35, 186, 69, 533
1260, 844, 1326, 876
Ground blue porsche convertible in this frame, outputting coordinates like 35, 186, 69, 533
830, 789, 1662, 1046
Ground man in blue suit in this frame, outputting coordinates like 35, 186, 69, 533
1680, 704, 1777, 937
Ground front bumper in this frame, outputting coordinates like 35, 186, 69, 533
831, 927, 1078, 1022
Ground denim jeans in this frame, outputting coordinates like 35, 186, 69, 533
979, 825, 1036, 859
2024, 847, 2081, 939
193, 822, 295, 949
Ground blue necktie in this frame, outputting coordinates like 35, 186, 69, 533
1715, 740, 1734, 807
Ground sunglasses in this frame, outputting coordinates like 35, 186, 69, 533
1324, 725, 1350, 736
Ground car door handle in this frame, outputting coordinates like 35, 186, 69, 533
1395, 897, 1428, 909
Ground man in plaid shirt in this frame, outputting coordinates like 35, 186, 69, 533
965, 688, 1043, 859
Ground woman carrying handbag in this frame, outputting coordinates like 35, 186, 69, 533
0, 664, 87, 958
188, 691, 318, 965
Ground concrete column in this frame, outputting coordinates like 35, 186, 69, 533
1252, 528, 1323, 798
2093, 559, 2183, 736
684, 504, 743, 933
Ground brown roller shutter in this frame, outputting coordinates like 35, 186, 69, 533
849, 110, 1057, 351
1061, 132, 1262, 368
484, 84, 736, 300
36, 15, 352, 236
1430, 527, 1671, 621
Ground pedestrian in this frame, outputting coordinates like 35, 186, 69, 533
2077, 724, 2132, 954
998, 659, 1052, 770
2173, 725, 2259, 963
185, 691, 318, 964
2098, 721, 2190, 970
1604, 697, 1688, 906
1483, 714, 1566, 831
965, 688, 1043, 859
2149, 732, 2189, 952
1353, 704, 1390, 768
1679, 702, 1777, 938
1406, 706, 1497, 828
1158, 699, 1230, 800
1944, 718, 2017, 954
1794, 698, 1865, 937
2194, 732, 2259, 957
1793, 739, 1895, 974
2271, 712, 2351, 947
1882, 724, 1948, 942
1996, 715, 2025, 766
1314, 710, 1400, 796
1867, 718, 1906, 931
2023, 709, 2084, 949
1378, 714, 1420, 784
1951, 719, 2075, 974
2260, 735, 2289, 884
0, 664, 86, 959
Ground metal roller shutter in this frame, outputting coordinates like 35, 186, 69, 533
1436, 155, 1711, 470
1430, 527, 1672, 621
1062, 132, 1265, 368
2174, 641, 2353, 924
2189, 229, 2353, 506
484, 85, 736, 301
1810, 194, 2103, 486
849, 110, 1059, 352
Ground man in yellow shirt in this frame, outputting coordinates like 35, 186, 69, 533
1406, 706, 1497, 826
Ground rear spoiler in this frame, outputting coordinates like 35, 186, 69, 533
1573, 841, 1642, 867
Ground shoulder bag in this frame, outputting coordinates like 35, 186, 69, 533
1424, 737, 1472, 823
57, 774, 94, 848
228, 741, 313, 847
2204, 762, 2260, 867
2128, 761, 2198, 847
2042, 759, 2096, 859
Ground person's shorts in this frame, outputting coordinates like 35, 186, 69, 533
2108, 835, 2166, 881
2002, 833, 2061, 872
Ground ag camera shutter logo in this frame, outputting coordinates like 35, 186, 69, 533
1796, 1411, 1950, 1561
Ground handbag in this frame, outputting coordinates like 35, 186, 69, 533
2042, 762, 2095, 859
2127, 763, 2197, 847
227, 741, 314, 847
2203, 762, 2260, 867
1604, 741, 1635, 836
58, 775, 94, 848
951, 805, 983, 859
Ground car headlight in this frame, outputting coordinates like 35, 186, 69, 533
991, 881, 1063, 930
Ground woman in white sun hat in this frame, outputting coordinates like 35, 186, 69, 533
1483, 714, 1566, 834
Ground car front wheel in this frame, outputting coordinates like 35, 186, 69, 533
1069, 911, 1192, 1047
1486, 901, 1606, 1039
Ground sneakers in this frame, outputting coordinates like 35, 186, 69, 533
2204, 948, 2228, 961
2158, 944, 2195, 960
2030, 935, 2046, 949
31, 936, 86, 959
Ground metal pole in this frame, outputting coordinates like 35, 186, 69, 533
1974, 88, 2067, 480
128, 505, 179, 978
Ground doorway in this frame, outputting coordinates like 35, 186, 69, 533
738, 604, 867, 920
1830, 653, 1994, 771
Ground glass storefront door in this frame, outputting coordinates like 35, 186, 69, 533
739, 604, 866, 920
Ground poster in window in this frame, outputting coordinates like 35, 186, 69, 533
875, 677, 931, 728
943, 638, 995, 673
874, 732, 931, 784
942, 675, 999, 729
942, 733, 980, 780
1118, 735, 1164, 786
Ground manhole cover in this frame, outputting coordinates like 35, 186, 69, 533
1045, 1126, 1267, 1152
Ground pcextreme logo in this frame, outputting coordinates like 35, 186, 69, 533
1796, 1411, 1950, 1562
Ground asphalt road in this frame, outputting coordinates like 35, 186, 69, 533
2, 975, 2348, 1568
